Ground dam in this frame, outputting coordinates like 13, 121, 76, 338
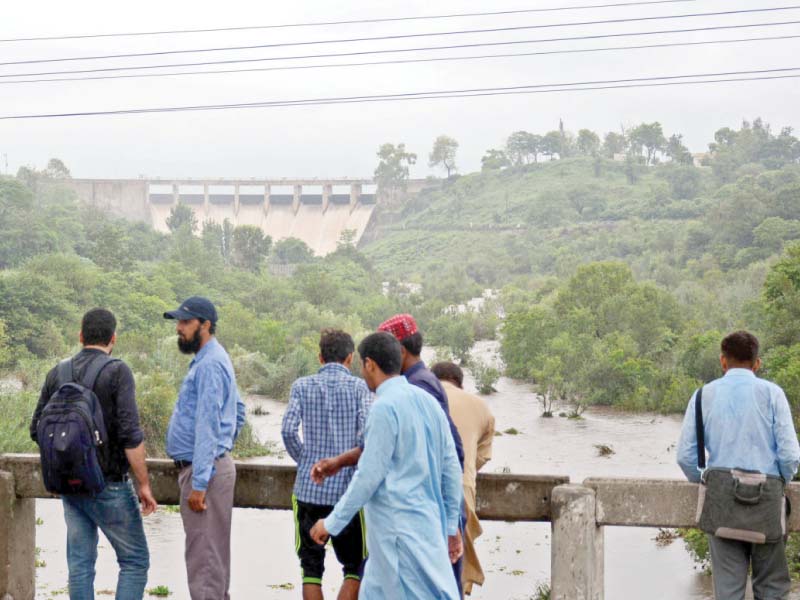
59, 178, 379, 256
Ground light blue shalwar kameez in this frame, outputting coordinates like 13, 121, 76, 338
324, 375, 463, 599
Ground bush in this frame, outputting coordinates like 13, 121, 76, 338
0, 390, 38, 453
470, 360, 500, 395
231, 346, 318, 401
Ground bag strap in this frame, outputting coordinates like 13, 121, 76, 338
55, 358, 74, 387
80, 353, 117, 392
695, 386, 706, 470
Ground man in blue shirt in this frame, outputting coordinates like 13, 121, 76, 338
281, 329, 371, 600
677, 331, 800, 600
164, 296, 246, 600
310, 332, 463, 599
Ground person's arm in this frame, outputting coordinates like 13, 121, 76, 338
30, 371, 55, 443
234, 386, 246, 441
113, 363, 145, 452
311, 447, 363, 484
190, 364, 224, 494
317, 402, 398, 538
476, 411, 495, 472
355, 381, 371, 447
439, 409, 464, 537
112, 363, 155, 513
125, 443, 157, 515
676, 391, 701, 483
281, 383, 304, 463
773, 388, 800, 481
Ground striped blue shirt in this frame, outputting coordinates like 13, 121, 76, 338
281, 362, 372, 505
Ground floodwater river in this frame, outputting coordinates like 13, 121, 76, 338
32, 342, 796, 599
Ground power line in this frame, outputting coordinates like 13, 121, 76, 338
4, 20, 798, 79
3, 6, 798, 67
0, 1, 700, 43
2, 33, 797, 86
2, 67, 797, 120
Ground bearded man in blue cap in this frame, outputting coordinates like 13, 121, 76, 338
163, 296, 246, 600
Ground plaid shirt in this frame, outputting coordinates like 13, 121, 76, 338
281, 362, 372, 505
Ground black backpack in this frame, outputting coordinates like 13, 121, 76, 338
36, 354, 115, 495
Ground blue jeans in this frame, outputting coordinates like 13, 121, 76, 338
62, 480, 150, 600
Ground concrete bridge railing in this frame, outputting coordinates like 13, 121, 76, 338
2, 454, 799, 600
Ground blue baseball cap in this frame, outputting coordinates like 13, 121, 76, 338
163, 296, 218, 324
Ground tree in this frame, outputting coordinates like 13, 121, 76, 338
666, 134, 693, 165
481, 149, 510, 171
542, 131, 563, 160
44, 158, 71, 179
603, 131, 628, 157
505, 131, 541, 165
165, 204, 198, 233
231, 225, 271, 273
629, 122, 666, 165
429, 135, 459, 177
576, 129, 601, 156
272, 237, 315, 264
374, 143, 417, 199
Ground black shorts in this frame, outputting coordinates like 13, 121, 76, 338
292, 495, 367, 585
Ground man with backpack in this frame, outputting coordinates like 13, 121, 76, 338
30, 308, 156, 600
677, 331, 800, 600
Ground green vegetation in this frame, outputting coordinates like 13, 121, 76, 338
146, 585, 171, 597
365, 118, 800, 417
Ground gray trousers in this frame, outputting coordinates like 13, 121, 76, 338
708, 534, 791, 600
179, 454, 236, 600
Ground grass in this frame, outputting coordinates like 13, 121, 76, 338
147, 586, 171, 597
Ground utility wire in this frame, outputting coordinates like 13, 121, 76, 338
1, 33, 797, 85
0, 1, 700, 43
2, 67, 797, 120
4, 20, 798, 79
2, 6, 798, 67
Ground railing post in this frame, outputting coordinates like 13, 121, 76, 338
0, 471, 35, 600
551, 484, 604, 600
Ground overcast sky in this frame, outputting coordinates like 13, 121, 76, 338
1, 0, 798, 179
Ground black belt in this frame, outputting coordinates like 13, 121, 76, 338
173, 453, 227, 470
106, 473, 129, 483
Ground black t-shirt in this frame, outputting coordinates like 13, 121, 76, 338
30, 348, 144, 481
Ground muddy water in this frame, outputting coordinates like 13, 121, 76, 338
32, 342, 793, 599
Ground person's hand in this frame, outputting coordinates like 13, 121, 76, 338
448, 531, 463, 564
311, 457, 341, 484
310, 519, 329, 545
188, 489, 207, 512
137, 483, 157, 516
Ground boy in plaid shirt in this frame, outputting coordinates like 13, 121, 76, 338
281, 329, 372, 600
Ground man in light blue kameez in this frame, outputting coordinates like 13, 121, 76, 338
310, 332, 464, 599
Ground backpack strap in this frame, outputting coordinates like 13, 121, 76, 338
55, 358, 74, 388
695, 386, 706, 470
80, 353, 119, 392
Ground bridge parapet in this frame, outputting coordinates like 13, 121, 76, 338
4, 454, 796, 599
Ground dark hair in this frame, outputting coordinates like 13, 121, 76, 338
200, 319, 216, 335
320, 329, 355, 363
721, 330, 759, 365
431, 362, 464, 388
399, 332, 423, 356
81, 308, 116, 346
358, 332, 402, 376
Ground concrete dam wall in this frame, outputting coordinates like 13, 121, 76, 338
60, 178, 379, 256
